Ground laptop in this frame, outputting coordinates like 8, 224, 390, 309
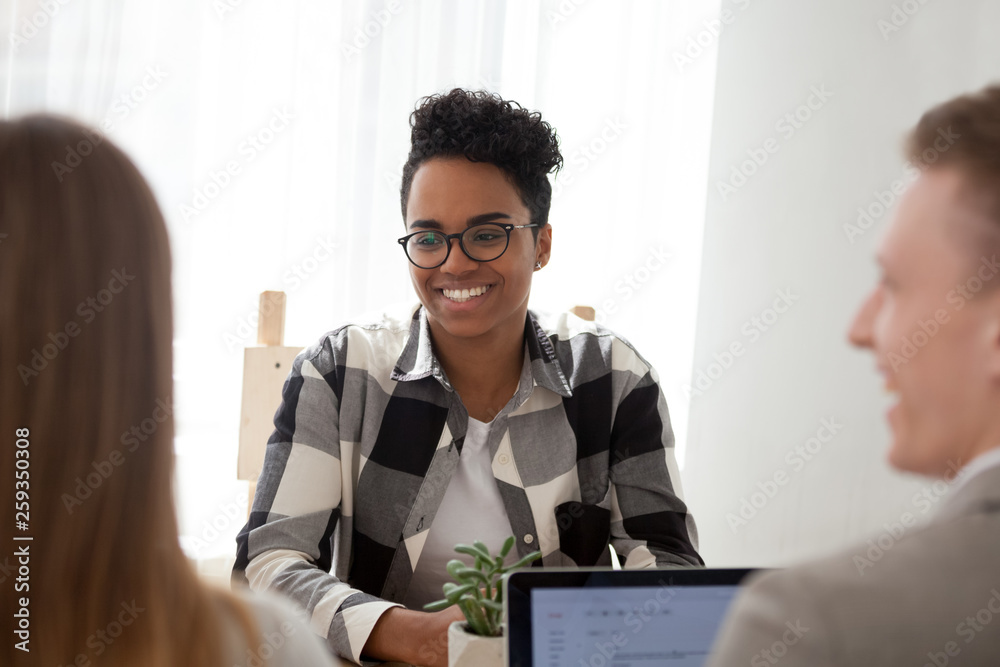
505, 567, 756, 666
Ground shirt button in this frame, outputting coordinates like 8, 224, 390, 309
523, 534, 534, 544
499, 454, 510, 465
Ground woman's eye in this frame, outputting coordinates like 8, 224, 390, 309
416, 234, 442, 246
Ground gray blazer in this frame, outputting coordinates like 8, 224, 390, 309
707, 464, 1000, 666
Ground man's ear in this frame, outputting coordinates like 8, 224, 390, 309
988, 312, 1000, 386
535, 224, 552, 269
984, 286, 1000, 382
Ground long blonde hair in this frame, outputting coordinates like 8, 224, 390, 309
0, 115, 253, 666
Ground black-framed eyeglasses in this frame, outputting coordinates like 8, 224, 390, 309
397, 222, 542, 269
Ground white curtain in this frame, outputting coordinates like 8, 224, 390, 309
2, 0, 720, 578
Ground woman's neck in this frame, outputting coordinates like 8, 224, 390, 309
429, 315, 527, 421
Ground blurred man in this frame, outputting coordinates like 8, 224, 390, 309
708, 86, 1000, 666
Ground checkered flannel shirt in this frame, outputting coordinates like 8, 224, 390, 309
233, 304, 702, 663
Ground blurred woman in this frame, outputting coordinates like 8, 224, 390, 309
0, 116, 335, 667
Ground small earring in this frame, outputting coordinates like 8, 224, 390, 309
535, 261, 542, 271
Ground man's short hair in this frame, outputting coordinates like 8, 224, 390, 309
908, 85, 1000, 236
400, 88, 563, 231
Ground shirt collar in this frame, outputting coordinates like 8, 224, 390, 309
523, 309, 573, 398
933, 447, 1000, 523
390, 306, 445, 386
949, 446, 1000, 495
390, 306, 574, 398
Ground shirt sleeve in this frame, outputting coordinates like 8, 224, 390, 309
607, 338, 703, 568
232, 338, 401, 664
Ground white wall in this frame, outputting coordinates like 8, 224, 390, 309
683, 0, 1000, 566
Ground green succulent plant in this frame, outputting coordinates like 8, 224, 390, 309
423, 535, 542, 637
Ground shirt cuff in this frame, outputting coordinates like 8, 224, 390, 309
343, 600, 405, 665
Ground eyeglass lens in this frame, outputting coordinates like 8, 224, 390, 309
405, 223, 510, 268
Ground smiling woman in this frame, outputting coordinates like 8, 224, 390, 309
234, 89, 703, 667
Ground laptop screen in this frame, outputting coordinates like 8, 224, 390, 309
506, 568, 754, 667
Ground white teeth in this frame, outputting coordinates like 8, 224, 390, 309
442, 285, 492, 302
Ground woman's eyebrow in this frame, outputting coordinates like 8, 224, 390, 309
409, 219, 442, 230
409, 212, 512, 230
466, 212, 511, 226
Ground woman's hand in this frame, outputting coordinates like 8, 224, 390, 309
364, 605, 466, 667
413, 605, 466, 667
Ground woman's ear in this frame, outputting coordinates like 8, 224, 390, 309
535, 224, 552, 269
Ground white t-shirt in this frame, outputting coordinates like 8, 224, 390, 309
402, 417, 515, 609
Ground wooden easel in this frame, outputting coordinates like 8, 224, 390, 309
237, 291, 303, 515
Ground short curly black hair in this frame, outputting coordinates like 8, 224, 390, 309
400, 89, 563, 231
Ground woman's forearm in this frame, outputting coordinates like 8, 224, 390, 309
363, 605, 465, 666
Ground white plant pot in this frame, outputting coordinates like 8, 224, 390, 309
448, 621, 503, 667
